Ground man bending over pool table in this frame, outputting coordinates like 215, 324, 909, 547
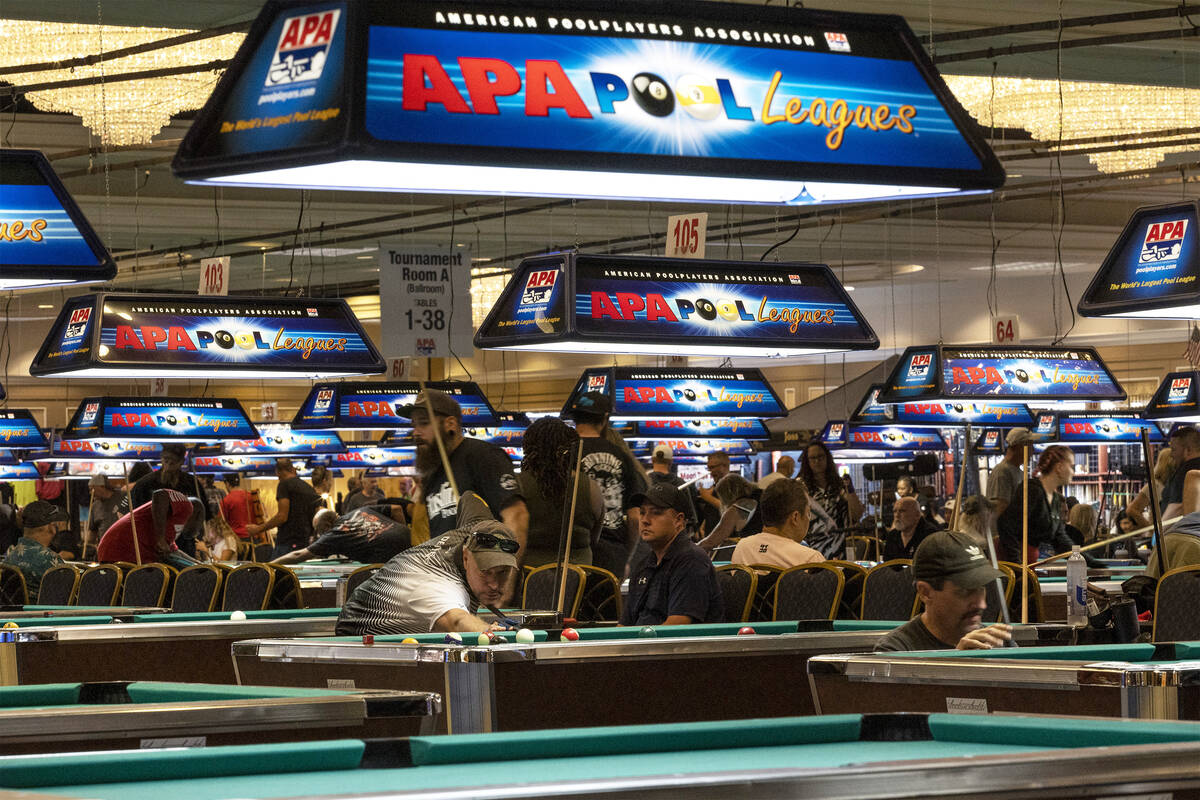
874, 530, 1012, 651
96, 489, 204, 570
336, 492, 518, 636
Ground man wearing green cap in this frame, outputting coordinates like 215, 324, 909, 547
874, 530, 1013, 651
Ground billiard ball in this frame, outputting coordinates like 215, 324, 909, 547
2, 621, 17, 629
676, 74, 722, 121
401, 637, 419, 644
477, 632, 492, 645
166, 415, 178, 426
229, 610, 247, 621
362, 635, 374, 645
684, 388, 698, 401
639, 626, 657, 638
214, 330, 235, 349
108, 618, 123, 624
443, 632, 463, 644
515, 628, 535, 643
694, 298, 717, 320
560, 627, 580, 641
738, 626, 756, 635
631, 72, 674, 117
1015, 369, 1029, 383
953, 404, 964, 413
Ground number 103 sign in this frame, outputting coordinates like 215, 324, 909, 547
379, 243, 474, 359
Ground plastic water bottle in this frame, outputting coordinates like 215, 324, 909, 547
1067, 545, 1087, 626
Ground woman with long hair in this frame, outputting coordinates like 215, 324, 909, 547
1000, 445, 1099, 565
797, 440, 863, 558
518, 417, 603, 568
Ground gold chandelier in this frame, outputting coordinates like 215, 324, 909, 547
0, 20, 244, 146
945, 74, 1200, 174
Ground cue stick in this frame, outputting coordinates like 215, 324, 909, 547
553, 439, 585, 617
1021, 444, 1029, 624
1140, 428, 1171, 574
1028, 516, 1181, 566
420, 381, 459, 502
949, 424, 970, 531
121, 460, 143, 566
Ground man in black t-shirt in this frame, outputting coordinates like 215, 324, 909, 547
565, 391, 647, 579
271, 504, 411, 565
402, 389, 528, 552
874, 530, 1012, 652
247, 459, 319, 559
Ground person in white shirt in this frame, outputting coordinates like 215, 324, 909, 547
757, 455, 795, 489
732, 479, 823, 569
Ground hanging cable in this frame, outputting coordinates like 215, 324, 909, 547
760, 211, 802, 261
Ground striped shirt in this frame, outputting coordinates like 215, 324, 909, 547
336, 530, 475, 636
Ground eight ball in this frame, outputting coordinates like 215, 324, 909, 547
631, 72, 674, 117
638, 626, 657, 638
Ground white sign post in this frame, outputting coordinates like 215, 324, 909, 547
380, 244, 474, 358
664, 212, 708, 259
199, 256, 231, 296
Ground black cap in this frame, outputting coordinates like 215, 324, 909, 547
22, 500, 68, 529
564, 391, 612, 419
630, 483, 691, 516
398, 389, 462, 420
914, 530, 1004, 590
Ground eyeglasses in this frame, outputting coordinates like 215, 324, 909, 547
470, 531, 520, 554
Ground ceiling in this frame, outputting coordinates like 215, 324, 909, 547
3, 0, 1200, 423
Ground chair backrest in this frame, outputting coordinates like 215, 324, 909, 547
341, 564, 381, 606
222, 564, 276, 612
577, 565, 622, 622
37, 564, 80, 605
252, 543, 273, 563
824, 560, 868, 620
171, 564, 223, 612
521, 564, 585, 617
75, 565, 123, 606
236, 541, 254, 561
714, 564, 757, 623
121, 563, 173, 607
747, 564, 784, 621
861, 559, 917, 620
773, 563, 845, 621
1154, 565, 1200, 642
845, 535, 881, 562
0, 563, 27, 605
999, 561, 1045, 623
981, 562, 1015, 623
266, 565, 303, 610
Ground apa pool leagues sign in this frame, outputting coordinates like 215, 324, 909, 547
173, 0, 1003, 206
563, 366, 786, 420
1079, 201, 1200, 318
62, 398, 259, 442
475, 253, 876, 357
30, 293, 384, 379
292, 381, 499, 429
379, 244, 474, 359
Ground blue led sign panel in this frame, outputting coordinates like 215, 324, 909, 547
633, 418, 769, 440
293, 381, 498, 429
563, 366, 786, 420
0, 410, 47, 448
63, 397, 258, 442
1056, 414, 1164, 444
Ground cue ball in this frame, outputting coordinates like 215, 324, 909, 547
214, 330, 236, 349
401, 637, 419, 644
560, 627, 580, 641
631, 72, 674, 116
444, 632, 463, 644
1015, 369, 1029, 383
694, 298, 717, 320
639, 626, 657, 638
515, 628, 535, 643
229, 610, 247, 621
2, 622, 16, 629
738, 627, 755, 635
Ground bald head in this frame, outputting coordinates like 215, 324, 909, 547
775, 456, 795, 478
312, 508, 338, 536
893, 496, 922, 535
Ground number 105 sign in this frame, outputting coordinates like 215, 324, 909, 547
379, 243, 474, 359
665, 213, 708, 259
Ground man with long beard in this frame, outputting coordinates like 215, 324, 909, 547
401, 389, 528, 555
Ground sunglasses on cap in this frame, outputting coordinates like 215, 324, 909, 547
470, 530, 519, 554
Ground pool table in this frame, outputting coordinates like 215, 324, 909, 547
0, 605, 169, 619
809, 640, 1200, 720
8, 713, 1200, 799
231, 620, 1073, 735
0, 608, 340, 685
0, 681, 441, 754
282, 559, 364, 607
1037, 576, 1126, 621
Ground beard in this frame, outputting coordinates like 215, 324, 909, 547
415, 441, 442, 478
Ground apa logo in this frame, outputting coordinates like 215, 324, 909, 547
520, 269, 557, 306
306, 307, 319, 317
824, 32, 851, 52
416, 338, 436, 356
1170, 377, 1192, 400
907, 353, 932, 379
1140, 218, 1188, 264
787, 274, 802, 284
1037, 414, 1055, 434
63, 307, 92, 341
587, 375, 607, 392
265, 9, 341, 88
81, 402, 100, 425
313, 389, 334, 412
984, 431, 999, 446
828, 423, 844, 440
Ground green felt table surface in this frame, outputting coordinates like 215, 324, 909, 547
9, 714, 1200, 800
885, 642, 1165, 661
0, 615, 115, 627
128, 608, 339, 623
0, 681, 353, 709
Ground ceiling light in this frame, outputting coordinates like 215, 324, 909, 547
894, 264, 925, 274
